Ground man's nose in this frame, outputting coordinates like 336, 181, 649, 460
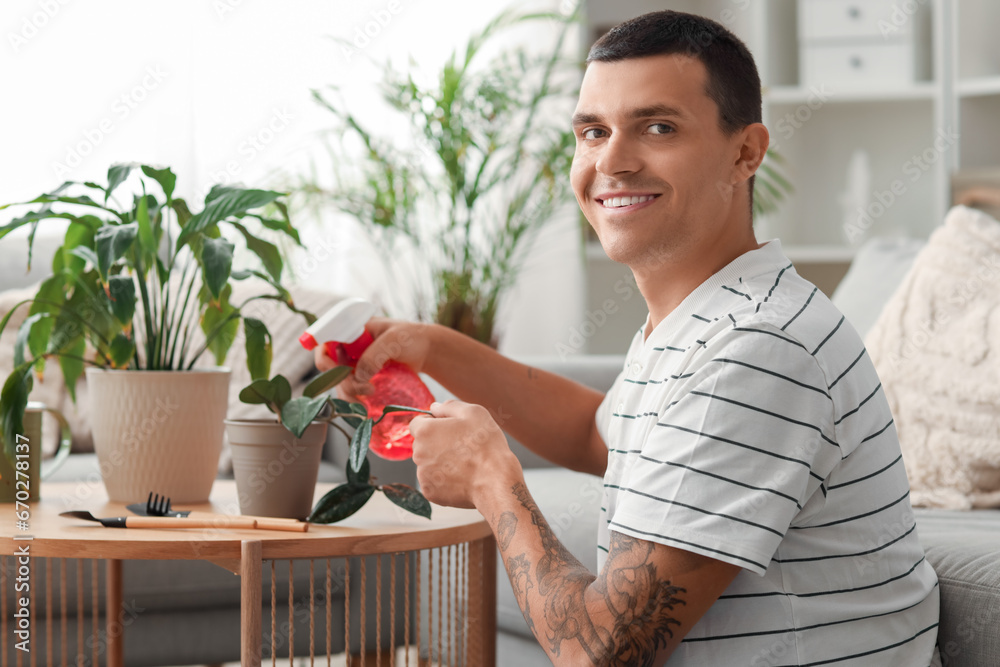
595, 134, 641, 175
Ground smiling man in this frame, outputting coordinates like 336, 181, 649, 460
319, 10, 939, 666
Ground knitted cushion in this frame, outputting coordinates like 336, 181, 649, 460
866, 206, 1000, 509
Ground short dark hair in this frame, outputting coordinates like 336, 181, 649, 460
587, 11, 762, 135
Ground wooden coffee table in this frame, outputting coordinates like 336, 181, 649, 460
0, 481, 496, 666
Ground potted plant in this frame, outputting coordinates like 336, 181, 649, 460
0, 163, 312, 502
231, 366, 431, 522
291, 10, 577, 346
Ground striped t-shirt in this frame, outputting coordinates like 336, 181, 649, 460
595, 240, 939, 666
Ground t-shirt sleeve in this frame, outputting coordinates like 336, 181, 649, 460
608, 326, 840, 575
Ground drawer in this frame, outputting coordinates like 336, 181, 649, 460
798, 0, 919, 41
801, 42, 917, 87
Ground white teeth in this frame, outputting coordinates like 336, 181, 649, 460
602, 195, 654, 208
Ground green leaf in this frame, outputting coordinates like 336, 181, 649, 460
238, 379, 278, 410
347, 456, 370, 485
108, 333, 134, 368
272, 374, 292, 409
94, 223, 138, 281
61, 222, 96, 280
307, 482, 376, 523
376, 404, 433, 424
246, 213, 301, 245
176, 187, 284, 249
280, 395, 329, 438
170, 199, 193, 228
349, 418, 373, 473
27, 274, 64, 353
199, 287, 239, 365
0, 299, 34, 339
70, 245, 99, 268
230, 221, 283, 282
107, 275, 136, 326
106, 163, 136, 201
200, 236, 235, 300
331, 398, 365, 428
303, 366, 352, 398
1, 362, 35, 466
57, 336, 87, 403
243, 317, 272, 381
382, 483, 432, 519
140, 165, 176, 200
135, 192, 155, 257
15, 313, 46, 367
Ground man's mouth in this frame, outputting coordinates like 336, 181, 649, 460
598, 194, 659, 209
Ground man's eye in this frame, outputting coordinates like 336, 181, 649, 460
582, 128, 607, 140
648, 123, 674, 135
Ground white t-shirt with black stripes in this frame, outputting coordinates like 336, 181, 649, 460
595, 240, 939, 666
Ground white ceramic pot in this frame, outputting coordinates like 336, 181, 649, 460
225, 419, 328, 520
86, 367, 231, 503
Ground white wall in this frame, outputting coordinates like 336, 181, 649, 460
0, 0, 584, 356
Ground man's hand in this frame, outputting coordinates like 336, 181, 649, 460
313, 317, 434, 399
409, 400, 522, 509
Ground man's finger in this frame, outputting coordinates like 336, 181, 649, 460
428, 400, 468, 418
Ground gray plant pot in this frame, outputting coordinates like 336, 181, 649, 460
225, 419, 328, 520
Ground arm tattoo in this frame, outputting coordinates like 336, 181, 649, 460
498, 511, 517, 551
595, 533, 686, 666
497, 483, 687, 666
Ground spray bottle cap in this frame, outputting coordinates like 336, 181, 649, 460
298, 298, 377, 350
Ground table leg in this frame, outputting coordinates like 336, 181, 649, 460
106, 560, 123, 667
241, 541, 262, 667
466, 536, 497, 667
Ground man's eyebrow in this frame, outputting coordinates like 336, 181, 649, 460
571, 104, 688, 126
630, 104, 688, 120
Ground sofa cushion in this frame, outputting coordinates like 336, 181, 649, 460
915, 509, 1000, 667
495, 467, 603, 640
830, 235, 924, 339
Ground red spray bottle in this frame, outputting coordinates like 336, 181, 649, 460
298, 298, 435, 461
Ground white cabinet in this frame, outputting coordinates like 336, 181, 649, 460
581, 0, 1000, 354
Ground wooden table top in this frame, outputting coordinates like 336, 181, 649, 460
0, 481, 492, 562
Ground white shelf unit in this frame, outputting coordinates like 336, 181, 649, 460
579, 0, 1000, 353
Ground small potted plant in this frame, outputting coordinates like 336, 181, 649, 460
230, 366, 432, 522
0, 163, 311, 502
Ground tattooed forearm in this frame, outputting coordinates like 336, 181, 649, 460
508, 483, 612, 662
497, 483, 688, 666
498, 511, 517, 551
594, 533, 686, 666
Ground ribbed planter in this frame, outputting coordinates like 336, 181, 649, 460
226, 419, 328, 520
86, 368, 231, 503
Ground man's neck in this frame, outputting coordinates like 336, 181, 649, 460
639, 234, 761, 341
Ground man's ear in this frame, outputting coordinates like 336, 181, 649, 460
733, 122, 769, 184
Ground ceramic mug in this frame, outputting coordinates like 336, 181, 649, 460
0, 402, 72, 502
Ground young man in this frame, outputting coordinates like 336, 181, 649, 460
318, 11, 940, 666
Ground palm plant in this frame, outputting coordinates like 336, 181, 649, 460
293, 10, 578, 345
